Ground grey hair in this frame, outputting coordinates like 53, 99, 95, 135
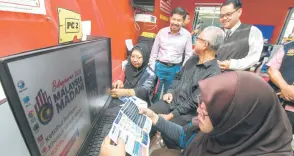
201, 26, 225, 51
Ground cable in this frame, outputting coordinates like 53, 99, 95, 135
133, 8, 141, 31
134, 21, 141, 31
146, 24, 157, 31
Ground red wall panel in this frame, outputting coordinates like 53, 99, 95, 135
241, 0, 294, 43
0, 0, 293, 80
0, 0, 139, 80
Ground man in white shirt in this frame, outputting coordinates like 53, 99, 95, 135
217, 0, 264, 71
149, 7, 193, 101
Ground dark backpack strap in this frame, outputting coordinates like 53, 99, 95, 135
181, 40, 188, 66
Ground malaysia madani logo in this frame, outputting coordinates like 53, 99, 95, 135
34, 89, 54, 125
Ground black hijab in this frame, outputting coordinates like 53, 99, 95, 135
184, 71, 293, 156
124, 43, 151, 88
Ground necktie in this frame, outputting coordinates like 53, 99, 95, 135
225, 30, 231, 40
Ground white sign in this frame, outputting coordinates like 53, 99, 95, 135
82, 21, 91, 41
125, 39, 134, 51
0, 0, 46, 15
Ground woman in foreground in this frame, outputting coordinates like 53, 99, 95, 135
102, 71, 293, 156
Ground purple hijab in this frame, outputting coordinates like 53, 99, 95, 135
183, 71, 293, 156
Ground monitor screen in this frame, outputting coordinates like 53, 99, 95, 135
0, 39, 112, 156
132, 0, 155, 12
133, 0, 155, 5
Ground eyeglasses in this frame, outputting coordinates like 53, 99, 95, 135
196, 37, 213, 50
219, 9, 239, 19
197, 95, 209, 120
196, 37, 210, 46
131, 46, 143, 60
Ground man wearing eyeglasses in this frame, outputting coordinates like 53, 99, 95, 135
217, 0, 264, 71
267, 41, 294, 134
149, 26, 224, 149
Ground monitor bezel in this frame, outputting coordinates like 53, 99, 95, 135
131, 0, 155, 12
132, 0, 155, 6
0, 39, 112, 156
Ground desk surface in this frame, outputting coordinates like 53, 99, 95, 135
0, 101, 30, 156
0, 83, 6, 105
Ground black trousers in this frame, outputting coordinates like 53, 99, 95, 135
149, 100, 197, 149
286, 110, 294, 134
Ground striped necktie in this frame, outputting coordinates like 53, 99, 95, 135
225, 30, 231, 40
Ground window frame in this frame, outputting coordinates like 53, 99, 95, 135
192, 4, 222, 32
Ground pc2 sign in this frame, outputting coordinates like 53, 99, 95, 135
58, 8, 82, 43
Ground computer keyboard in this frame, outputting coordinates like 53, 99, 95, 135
84, 101, 143, 156
84, 115, 116, 156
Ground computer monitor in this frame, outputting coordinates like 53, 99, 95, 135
0, 39, 112, 156
132, 0, 155, 12
133, 0, 155, 5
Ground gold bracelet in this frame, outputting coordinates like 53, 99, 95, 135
127, 89, 131, 96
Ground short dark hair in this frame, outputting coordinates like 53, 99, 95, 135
171, 7, 186, 20
221, 0, 242, 9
